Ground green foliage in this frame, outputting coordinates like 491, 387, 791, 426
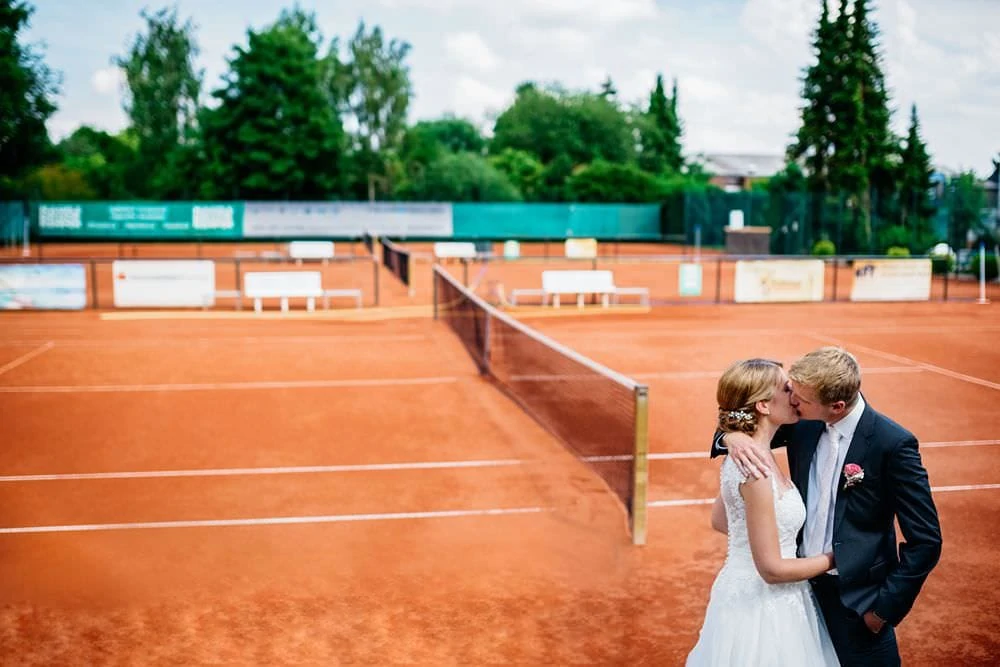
198, 9, 346, 199
57, 126, 138, 198
638, 74, 682, 174
23, 163, 95, 199
395, 152, 521, 202
490, 83, 631, 166
964, 252, 998, 281
0, 0, 59, 186
325, 20, 412, 198
948, 171, 987, 249
811, 239, 836, 256
536, 153, 574, 202
115, 6, 202, 197
885, 246, 910, 257
898, 104, 934, 232
489, 148, 544, 200
566, 160, 665, 203
877, 224, 912, 253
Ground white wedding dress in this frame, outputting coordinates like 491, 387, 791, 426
686, 457, 839, 666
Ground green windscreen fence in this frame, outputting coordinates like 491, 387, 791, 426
34, 202, 243, 240
452, 203, 662, 239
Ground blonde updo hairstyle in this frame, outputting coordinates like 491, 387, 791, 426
717, 358, 784, 434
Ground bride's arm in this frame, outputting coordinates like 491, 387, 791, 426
711, 495, 728, 534
742, 478, 834, 584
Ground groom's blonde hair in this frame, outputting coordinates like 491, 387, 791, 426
789, 347, 861, 406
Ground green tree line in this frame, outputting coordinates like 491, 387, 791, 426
1, 0, 995, 253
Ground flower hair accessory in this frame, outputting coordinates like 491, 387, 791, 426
725, 409, 754, 422
843, 463, 865, 489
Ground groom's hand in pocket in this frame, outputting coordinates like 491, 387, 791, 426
863, 610, 887, 634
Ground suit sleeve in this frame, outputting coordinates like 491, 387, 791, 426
872, 436, 943, 625
710, 424, 794, 458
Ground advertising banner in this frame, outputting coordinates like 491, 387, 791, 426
734, 260, 825, 303
37, 203, 240, 239
242, 202, 453, 238
679, 263, 703, 297
565, 238, 598, 259
850, 259, 931, 301
112, 260, 216, 307
0, 264, 87, 310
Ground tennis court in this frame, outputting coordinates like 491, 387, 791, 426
1, 263, 998, 663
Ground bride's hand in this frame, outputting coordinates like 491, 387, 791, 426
724, 432, 771, 479
823, 552, 836, 570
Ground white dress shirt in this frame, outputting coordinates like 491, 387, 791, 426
803, 394, 866, 569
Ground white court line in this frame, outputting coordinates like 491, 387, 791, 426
551, 324, 1000, 340
4, 482, 996, 534
0, 341, 54, 377
0, 507, 547, 535
0, 334, 429, 348
509, 366, 922, 384
2, 440, 992, 484
0, 376, 462, 394
0, 458, 524, 483
808, 334, 1000, 392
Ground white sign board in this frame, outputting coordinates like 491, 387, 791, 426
565, 238, 598, 259
728, 210, 745, 230
734, 260, 825, 303
113, 260, 215, 308
433, 242, 477, 259
288, 241, 335, 260
850, 259, 932, 301
503, 240, 520, 259
243, 202, 454, 238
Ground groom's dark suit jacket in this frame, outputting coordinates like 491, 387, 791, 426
712, 402, 942, 626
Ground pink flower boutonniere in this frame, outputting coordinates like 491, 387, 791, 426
843, 463, 865, 490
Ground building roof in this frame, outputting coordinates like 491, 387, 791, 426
694, 153, 787, 178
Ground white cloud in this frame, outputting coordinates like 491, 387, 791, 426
91, 67, 124, 95
451, 76, 510, 119
444, 32, 499, 72
519, 26, 590, 57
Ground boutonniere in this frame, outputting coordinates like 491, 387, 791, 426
843, 463, 865, 489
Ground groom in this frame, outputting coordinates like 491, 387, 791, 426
710, 346, 942, 666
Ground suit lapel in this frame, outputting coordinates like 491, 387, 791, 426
833, 404, 876, 536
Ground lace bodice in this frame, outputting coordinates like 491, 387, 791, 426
720, 456, 805, 565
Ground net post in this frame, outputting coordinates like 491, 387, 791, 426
433, 266, 439, 320
631, 384, 650, 545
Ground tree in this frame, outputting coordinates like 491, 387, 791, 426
489, 148, 544, 200
115, 6, 201, 197
566, 160, 665, 203
57, 126, 138, 198
0, 0, 59, 194
639, 74, 682, 174
490, 83, 632, 166
199, 9, 346, 199
897, 104, 934, 239
326, 21, 412, 197
395, 152, 521, 202
948, 172, 986, 250
599, 75, 617, 100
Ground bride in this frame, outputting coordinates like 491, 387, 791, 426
687, 358, 839, 666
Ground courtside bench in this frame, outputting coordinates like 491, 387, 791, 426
509, 270, 650, 308
243, 271, 362, 312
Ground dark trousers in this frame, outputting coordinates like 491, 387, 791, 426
810, 574, 901, 666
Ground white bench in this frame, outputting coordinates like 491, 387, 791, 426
288, 241, 335, 264
243, 272, 362, 312
510, 270, 649, 308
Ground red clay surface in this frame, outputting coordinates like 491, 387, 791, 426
1, 243, 998, 664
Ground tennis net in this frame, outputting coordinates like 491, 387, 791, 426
382, 238, 413, 294
432, 264, 649, 544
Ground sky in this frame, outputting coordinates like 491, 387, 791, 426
23, 0, 1000, 175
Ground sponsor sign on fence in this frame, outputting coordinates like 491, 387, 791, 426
37, 203, 240, 239
734, 260, 825, 303
0, 264, 87, 310
243, 202, 453, 238
288, 241, 335, 260
112, 260, 216, 308
679, 263, 703, 297
850, 258, 932, 302
565, 238, 598, 259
